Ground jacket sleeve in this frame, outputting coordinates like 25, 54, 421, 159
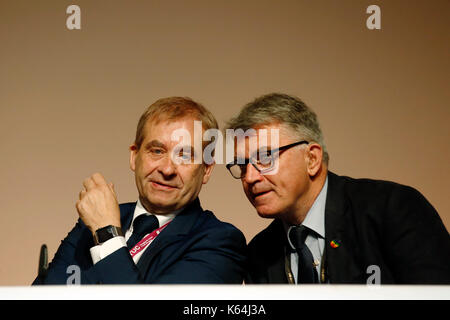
383, 185, 450, 284
32, 219, 100, 285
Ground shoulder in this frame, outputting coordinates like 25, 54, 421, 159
329, 171, 429, 206
195, 209, 247, 243
328, 172, 443, 232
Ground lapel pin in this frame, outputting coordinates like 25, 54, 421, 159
330, 240, 341, 248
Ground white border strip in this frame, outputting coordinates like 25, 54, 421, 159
0, 285, 449, 300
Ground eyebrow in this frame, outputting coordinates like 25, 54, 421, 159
143, 140, 196, 154
143, 140, 165, 150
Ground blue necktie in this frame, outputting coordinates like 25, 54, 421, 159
288, 225, 319, 283
126, 214, 159, 250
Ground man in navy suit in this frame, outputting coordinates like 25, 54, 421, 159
33, 97, 246, 284
225, 93, 449, 284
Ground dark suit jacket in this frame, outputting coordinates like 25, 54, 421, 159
33, 198, 247, 284
246, 172, 450, 284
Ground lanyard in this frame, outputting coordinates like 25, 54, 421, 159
129, 220, 171, 258
284, 246, 328, 284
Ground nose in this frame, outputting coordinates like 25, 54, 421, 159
243, 163, 263, 184
158, 154, 177, 178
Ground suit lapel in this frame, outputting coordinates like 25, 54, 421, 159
119, 202, 136, 235
136, 198, 203, 276
264, 220, 289, 283
324, 172, 364, 283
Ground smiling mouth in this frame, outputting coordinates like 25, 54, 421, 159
151, 181, 178, 190
253, 190, 272, 199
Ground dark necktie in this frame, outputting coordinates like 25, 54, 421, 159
126, 214, 159, 250
288, 225, 319, 284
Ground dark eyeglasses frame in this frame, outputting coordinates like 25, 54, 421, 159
226, 140, 309, 179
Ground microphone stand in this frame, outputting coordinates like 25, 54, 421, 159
37, 244, 48, 284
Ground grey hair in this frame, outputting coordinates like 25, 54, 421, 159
226, 93, 329, 164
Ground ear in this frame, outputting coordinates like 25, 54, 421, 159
305, 143, 323, 177
202, 161, 215, 184
129, 144, 138, 172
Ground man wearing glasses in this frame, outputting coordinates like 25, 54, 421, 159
226, 93, 450, 284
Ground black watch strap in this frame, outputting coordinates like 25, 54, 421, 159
93, 225, 124, 245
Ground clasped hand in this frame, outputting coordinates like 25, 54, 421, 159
76, 173, 121, 235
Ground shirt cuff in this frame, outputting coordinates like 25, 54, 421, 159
90, 236, 127, 264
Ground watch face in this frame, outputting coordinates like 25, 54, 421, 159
95, 225, 122, 244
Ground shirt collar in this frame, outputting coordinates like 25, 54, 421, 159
284, 176, 328, 239
302, 176, 327, 238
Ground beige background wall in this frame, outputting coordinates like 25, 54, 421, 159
0, 0, 448, 285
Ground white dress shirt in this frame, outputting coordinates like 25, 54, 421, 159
90, 199, 179, 264
284, 177, 328, 283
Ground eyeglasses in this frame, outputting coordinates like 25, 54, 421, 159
226, 140, 309, 179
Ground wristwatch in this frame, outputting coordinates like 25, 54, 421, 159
93, 225, 124, 245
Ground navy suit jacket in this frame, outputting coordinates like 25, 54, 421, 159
33, 198, 247, 284
246, 172, 450, 284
